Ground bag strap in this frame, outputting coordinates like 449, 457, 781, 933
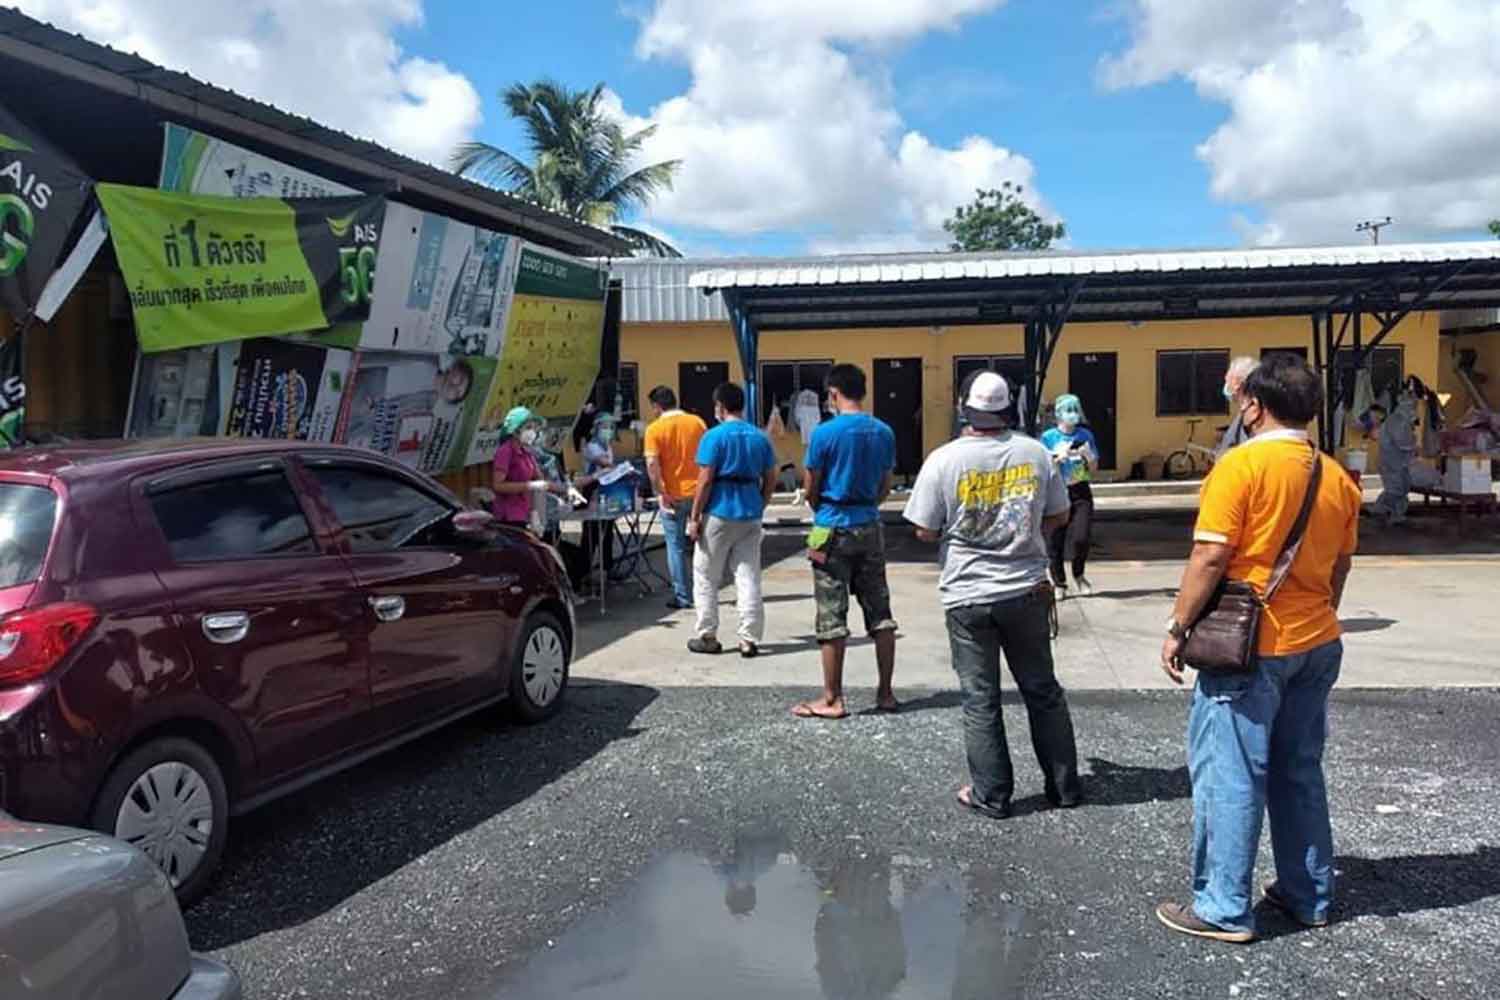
1264, 444, 1323, 601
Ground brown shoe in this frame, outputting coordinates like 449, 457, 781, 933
1263, 883, 1329, 928
1155, 901, 1256, 943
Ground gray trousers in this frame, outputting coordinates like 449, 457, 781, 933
693, 515, 765, 643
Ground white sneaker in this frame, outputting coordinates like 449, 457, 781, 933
1075, 576, 1093, 596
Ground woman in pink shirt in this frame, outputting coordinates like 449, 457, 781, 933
492, 406, 564, 531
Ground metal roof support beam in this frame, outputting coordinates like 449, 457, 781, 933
723, 290, 761, 425
1356, 260, 1472, 364
1313, 311, 1334, 453
1025, 279, 1086, 435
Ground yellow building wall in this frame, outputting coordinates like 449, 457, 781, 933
618, 312, 1440, 479
1437, 328, 1500, 421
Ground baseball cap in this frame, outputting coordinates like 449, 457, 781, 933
962, 370, 1013, 430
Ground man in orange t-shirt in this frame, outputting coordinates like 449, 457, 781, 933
644, 385, 707, 609
1155, 353, 1361, 945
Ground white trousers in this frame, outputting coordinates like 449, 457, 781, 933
693, 515, 765, 643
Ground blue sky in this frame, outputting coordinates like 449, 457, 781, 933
27, 0, 1496, 258
414, 1, 1242, 254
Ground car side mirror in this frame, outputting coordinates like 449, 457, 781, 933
452, 509, 497, 537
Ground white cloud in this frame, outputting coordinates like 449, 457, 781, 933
617, 0, 1055, 252
1103, 0, 1500, 244
16, 0, 481, 166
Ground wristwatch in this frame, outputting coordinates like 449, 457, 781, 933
1165, 617, 1190, 639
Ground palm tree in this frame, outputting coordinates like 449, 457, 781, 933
452, 80, 683, 257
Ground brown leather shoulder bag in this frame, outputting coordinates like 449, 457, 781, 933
1182, 446, 1323, 674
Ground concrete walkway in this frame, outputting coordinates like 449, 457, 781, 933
574, 520, 1500, 692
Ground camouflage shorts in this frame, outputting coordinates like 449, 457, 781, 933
812, 521, 898, 642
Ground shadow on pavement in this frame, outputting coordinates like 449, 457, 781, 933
1339, 616, 1398, 634
1258, 845, 1500, 938
185, 680, 659, 951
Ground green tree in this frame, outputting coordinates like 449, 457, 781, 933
943, 182, 1065, 252
452, 80, 683, 256
1490, 219, 1500, 238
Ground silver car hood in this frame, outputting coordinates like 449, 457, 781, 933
0, 814, 88, 862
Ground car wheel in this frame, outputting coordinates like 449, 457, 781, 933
509, 611, 570, 723
90, 736, 229, 907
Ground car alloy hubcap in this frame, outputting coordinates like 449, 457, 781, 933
522, 625, 566, 707
114, 761, 213, 888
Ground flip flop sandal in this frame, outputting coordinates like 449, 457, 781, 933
955, 786, 1010, 820
791, 702, 849, 721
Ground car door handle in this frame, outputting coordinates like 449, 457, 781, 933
202, 612, 250, 645
368, 595, 406, 623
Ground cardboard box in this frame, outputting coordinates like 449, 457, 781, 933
1443, 454, 1493, 496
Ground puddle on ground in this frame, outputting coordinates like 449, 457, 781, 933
493, 834, 1040, 999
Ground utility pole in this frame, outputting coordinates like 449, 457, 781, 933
1356, 217, 1392, 244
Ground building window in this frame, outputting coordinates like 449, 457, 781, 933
1334, 346, 1403, 402
953, 355, 1027, 425
759, 360, 833, 430
604, 362, 640, 423
1260, 346, 1308, 361
1157, 350, 1230, 416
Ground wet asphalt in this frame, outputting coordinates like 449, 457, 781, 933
186, 684, 1500, 1000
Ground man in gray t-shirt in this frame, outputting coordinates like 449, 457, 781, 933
903, 371, 1082, 819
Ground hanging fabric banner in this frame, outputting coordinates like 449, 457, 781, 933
0, 103, 94, 320
96, 183, 386, 352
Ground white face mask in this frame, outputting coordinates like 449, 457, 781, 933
1058, 416, 1079, 432
520, 428, 540, 447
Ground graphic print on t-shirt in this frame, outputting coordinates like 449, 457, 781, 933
953, 464, 1039, 546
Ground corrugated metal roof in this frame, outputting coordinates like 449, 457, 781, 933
0, 9, 631, 258
610, 258, 729, 323
689, 242, 1500, 290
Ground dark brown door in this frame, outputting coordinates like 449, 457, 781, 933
140, 462, 370, 784
1068, 352, 1118, 470
300, 460, 519, 735
678, 361, 730, 428
874, 358, 923, 476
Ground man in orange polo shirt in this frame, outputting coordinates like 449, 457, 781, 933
1155, 353, 1362, 944
644, 385, 708, 609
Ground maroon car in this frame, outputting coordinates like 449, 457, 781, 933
0, 439, 574, 903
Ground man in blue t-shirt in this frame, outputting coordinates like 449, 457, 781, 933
792, 363, 899, 720
686, 382, 778, 656
1038, 393, 1100, 597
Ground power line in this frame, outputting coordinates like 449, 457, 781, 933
1356, 217, 1393, 245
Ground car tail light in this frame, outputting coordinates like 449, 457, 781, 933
0, 603, 98, 686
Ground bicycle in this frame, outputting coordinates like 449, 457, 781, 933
1163, 418, 1223, 480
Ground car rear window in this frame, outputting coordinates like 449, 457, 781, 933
0, 484, 58, 587
148, 471, 316, 562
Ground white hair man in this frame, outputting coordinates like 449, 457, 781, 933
1215, 357, 1260, 457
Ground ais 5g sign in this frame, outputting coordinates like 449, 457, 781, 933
0, 107, 93, 318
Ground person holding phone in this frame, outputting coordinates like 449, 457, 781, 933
1040, 394, 1098, 597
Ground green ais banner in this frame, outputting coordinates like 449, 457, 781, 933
0, 104, 93, 320
96, 184, 385, 352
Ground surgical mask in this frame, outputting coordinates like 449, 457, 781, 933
595, 427, 614, 443
1058, 415, 1079, 432
1223, 384, 1234, 401
520, 428, 540, 447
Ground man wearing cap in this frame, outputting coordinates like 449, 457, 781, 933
903, 371, 1083, 818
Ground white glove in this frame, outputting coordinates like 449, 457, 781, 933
527, 480, 550, 493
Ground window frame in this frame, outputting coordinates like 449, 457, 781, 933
1333, 345, 1405, 404
1156, 349, 1232, 418
758, 358, 835, 428
142, 458, 322, 565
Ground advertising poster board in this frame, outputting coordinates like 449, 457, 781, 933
339, 350, 499, 474
359, 202, 520, 357
467, 245, 607, 466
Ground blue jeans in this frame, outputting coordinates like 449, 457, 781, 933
660, 499, 694, 605
1189, 638, 1343, 932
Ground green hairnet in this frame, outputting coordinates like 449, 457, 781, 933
1055, 394, 1085, 422
594, 411, 617, 428
502, 406, 536, 436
